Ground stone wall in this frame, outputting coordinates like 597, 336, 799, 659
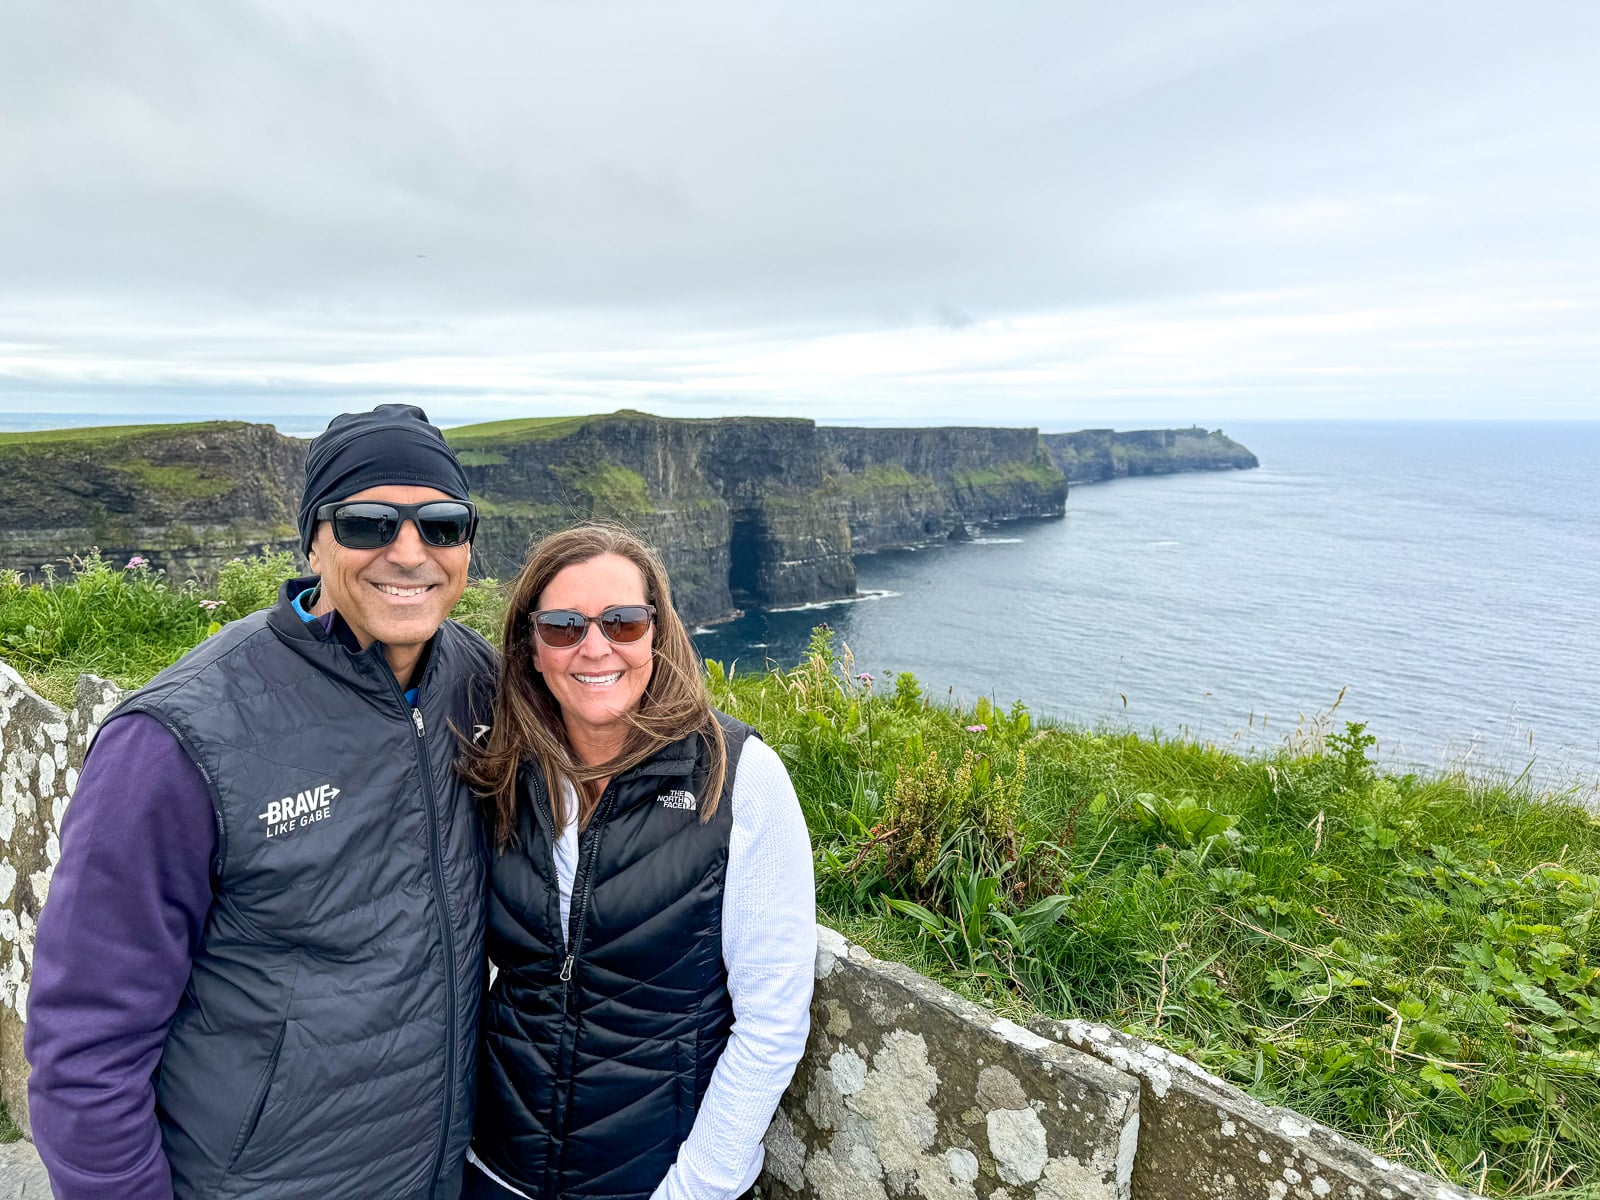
0, 663, 121, 1139
772, 927, 1141, 1200
0, 664, 1479, 1200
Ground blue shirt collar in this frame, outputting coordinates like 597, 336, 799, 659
292, 587, 418, 706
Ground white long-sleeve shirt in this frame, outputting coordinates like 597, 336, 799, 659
470, 737, 817, 1200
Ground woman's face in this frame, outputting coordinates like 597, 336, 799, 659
530, 552, 655, 762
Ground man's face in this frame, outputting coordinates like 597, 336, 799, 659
307, 484, 471, 657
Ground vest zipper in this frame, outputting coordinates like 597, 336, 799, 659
547, 779, 619, 1196
559, 784, 618, 982
392, 682, 458, 1196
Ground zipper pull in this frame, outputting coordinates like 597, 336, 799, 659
411, 708, 426, 738
559, 954, 575, 982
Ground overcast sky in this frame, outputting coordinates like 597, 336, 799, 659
2, 0, 1597, 429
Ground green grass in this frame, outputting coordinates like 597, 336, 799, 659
550, 464, 653, 513
444, 414, 595, 445
117, 460, 238, 499
6, 561, 1599, 1196
703, 633, 1600, 1198
1, 552, 297, 706
447, 408, 794, 449
0, 421, 246, 447
950, 460, 1063, 489
822, 464, 938, 495
1, 551, 506, 708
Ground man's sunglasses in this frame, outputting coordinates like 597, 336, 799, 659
315, 500, 479, 549
531, 604, 656, 648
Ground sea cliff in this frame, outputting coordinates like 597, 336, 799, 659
1043, 427, 1257, 483
0, 422, 306, 581
450, 412, 1063, 621
1, 414, 1255, 624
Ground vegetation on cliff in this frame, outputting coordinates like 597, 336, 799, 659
0, 552, 300, 706
0, 420, 307, 586
818, 463, 928, 495
0, 414, 1258, 625
0, 421, 274, 509
950, 460, 1063, 490
3, 552, 1595, 1196
716, 631, 1598, 1199
0, 421, 249, 447
442, 413, 597, 447
0, 552, 509, 707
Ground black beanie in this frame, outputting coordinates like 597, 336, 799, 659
298, 404, 471, 555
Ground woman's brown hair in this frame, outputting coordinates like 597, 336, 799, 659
462, 521, 727, 846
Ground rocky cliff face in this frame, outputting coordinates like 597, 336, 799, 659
455, 413, 856, 619
455, 415, 1065, 619
816, 426, 1067, 551
1, 414, 1252, 626
1043, 427, 1257, 484
0, 422, 305, 580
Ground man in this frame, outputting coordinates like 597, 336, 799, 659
27, 405, 495, 1199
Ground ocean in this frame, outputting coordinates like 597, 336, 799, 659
693, 421, 1600, 793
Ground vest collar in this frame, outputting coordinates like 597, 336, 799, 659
267, 574, 442, 700
604, 731, 704, 818
519, 729, 705, 827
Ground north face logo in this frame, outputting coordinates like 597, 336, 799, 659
259, 782, 341, 839
657, 789, 696, 811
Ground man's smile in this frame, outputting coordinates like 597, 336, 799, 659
371, 581, 438, 599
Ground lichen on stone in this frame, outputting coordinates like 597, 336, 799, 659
986, 1107, 1047, 1185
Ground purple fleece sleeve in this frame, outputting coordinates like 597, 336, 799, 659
26, 713, 217, 1200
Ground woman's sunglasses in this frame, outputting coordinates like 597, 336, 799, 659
315, 500, 478, 549
531, 604, 656, 648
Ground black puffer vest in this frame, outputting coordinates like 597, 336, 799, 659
474, 714, 754, 1200
104, 577, 493, 1200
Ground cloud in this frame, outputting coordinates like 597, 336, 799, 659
0, 0, 1597, 422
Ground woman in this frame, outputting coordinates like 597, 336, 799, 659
462, 522, 817, 1200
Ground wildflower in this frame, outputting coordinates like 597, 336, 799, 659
965, 724, 987, 733
125, 555, 149, 569
198, 599, 225, 611
856, 672, 873, 683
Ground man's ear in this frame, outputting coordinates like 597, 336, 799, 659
306, 527, 323, 575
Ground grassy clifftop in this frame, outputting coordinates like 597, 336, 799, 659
0, 420, 250, 446
445, 416, 595, 466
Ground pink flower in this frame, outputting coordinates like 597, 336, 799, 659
198, 599, 225, 611
124, 555, 149, 569
856, 672, 874, 683
965, 724, 988, 733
